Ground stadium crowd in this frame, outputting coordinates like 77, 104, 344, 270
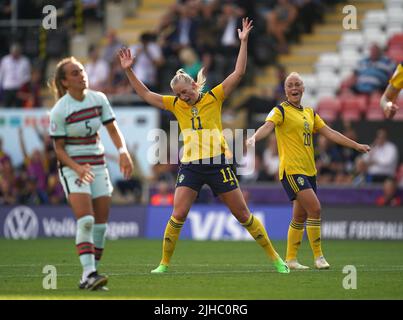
0, 0, 402, 206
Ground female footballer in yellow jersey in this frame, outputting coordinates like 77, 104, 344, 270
380, 62, 403, 119
119, 18, 290, 273
247, 72, 371, 270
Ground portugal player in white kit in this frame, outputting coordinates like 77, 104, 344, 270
49, 57, 133, 290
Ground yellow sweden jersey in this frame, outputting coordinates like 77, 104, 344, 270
390, 62, 403, 90
163, 84, 228, 163
265, 101, 326, 180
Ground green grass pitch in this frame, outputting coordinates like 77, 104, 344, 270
0, 239, 402, 299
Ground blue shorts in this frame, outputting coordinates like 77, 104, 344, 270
176, 154, 239, 196
281, 173, 317, 201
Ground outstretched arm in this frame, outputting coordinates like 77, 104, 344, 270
119, 47, 165, 109
380, 83, 400, 119
246, 121, 275, 147
318, 125, 370, 153
221, 17, 253, 97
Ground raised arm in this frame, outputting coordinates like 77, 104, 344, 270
119, 47, 165, 109
246, 121, 275, 147
380, 83, 400, 119
221, 17, 253, 97
318, 125, 370, 153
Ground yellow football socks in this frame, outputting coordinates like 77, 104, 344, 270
160, 216, 184, 266
242, 214, 279, 261
286, 220, 305, 261
306, 218, 323, 259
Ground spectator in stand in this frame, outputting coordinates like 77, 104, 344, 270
0, 156, 16, 205
130, 32, 164, 92
336, 127, 361, 184
150, 181, 174, 206
178, 47, 203, 83
0, 43, 31, 107
85, 45, 110, 92
265, 0, 297, 53
349, 44, 396, 96
273, 64, 287, 103
162, 1, 200, 57
47, 173, 65, 204
216, 1, 243, 78
107, 144, 146, 204
102, 30, 125, 66
18, 176, 47, 205
376, 178, 401, 207
315, 135, 344, 184
396, 163, 403, 188
351, 157, 369, 186
361, 127, 399, 183
0, 137, 11, 165
195, 2, 219, 87
17, 67, 42, 108
106, 54, 133, 95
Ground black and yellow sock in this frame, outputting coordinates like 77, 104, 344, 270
242, 214, 279, 261
160, 216, 184, 266
286, 220, 305, 261
306, 218, 323, 259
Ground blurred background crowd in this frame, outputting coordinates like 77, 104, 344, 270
0, 0, 402, 207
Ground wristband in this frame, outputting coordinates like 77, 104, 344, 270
118, 147, 128, 154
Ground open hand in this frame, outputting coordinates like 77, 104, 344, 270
119, 152, 134, 179
238, 17, 253, 42
75, 163, 95, 184
118, 47, 135, 70
384, 101, 399, 119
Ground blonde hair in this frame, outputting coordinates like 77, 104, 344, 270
48, 56, 80, 101
170, 68, 206, 93
285, 72, 304, 85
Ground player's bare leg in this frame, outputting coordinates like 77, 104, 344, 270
219, 188, 289, 273
151, 186, 198, 273
69, 193, 108, 289
296, 189, 330, 269
286, 200, 309, 270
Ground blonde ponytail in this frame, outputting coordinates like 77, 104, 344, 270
48, 56, 80, 101
170, 68, 206, 93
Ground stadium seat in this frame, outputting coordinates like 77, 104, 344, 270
386, 0, 403, 10
316, 71, 342, 92
387, 48, 403, 63
341, 109, 361, 121
386, 26, 403, 39
301, 93, 318, 109
368, 93, 382, 109
317, 109, 337, 123
363, 28, 388, 49
340, 50, 361, 70
341, 95, 367, 113
366, 108, 385, 121
388, 33, 403, 48
315, 52, 341, 73
363, 10, 387, 30
300, 74, 318, 95
386, 8, 403, 27
317, 96, 342, 113
392, 107, 403, 120
338, 32, 364, 53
